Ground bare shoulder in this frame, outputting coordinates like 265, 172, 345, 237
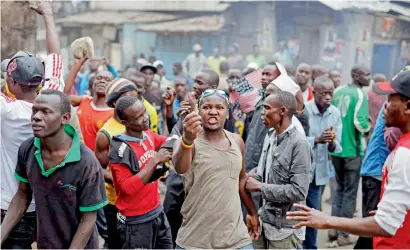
228, 131, 245, 150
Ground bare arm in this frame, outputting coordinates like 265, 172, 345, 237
173, 138, 195, 174
64, 58, 87, 106
69, 211, 97, 249
43, 12, 59, 54
172, 94, 201, 174
287, 204, 391, 238
327, 216, 390, 237
95, 132, 113, 181
234, 134, 257, 216
30, 1, 60, 54
1, 182, 32, 245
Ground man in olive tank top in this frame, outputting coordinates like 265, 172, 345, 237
172, 90, 259, 249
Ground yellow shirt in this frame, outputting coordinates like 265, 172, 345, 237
208, 56, 227, 74
99, 117, 125, 205
143, 98, 159, 134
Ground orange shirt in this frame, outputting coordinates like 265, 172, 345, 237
76, 96, 113, 151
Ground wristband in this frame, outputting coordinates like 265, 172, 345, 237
181, 139, 193, 149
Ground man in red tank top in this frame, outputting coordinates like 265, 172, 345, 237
64, 58, 114, 151
286, 69, 410, 249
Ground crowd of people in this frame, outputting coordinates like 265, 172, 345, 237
1, 2, 410, 249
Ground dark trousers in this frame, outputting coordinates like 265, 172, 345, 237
96, 208, 108, 243
103, 204, 122, 249
1, 210, 36, 249
331, 156, 362, 237
117, 210, 173, 249
303, 182, 323, 250
354, 177, 381, 249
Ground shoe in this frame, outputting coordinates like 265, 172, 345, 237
328, 229, 337, 241
337, 235, 355, 246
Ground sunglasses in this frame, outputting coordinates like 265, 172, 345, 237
199, 89, 229, 104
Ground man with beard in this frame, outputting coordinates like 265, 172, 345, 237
245, 91, 311, 249
328, 65, 371, 246
287, 70, 410, 249
1, 89, 107, 248
303, 75, 342, 249
108, 96, 172, 249
64, 58, 114, 151
173, 90, 259, 249
295, 63, 314, 103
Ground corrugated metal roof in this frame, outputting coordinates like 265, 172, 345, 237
55, 11, 178, 25
137, 15, 225, 33
318, 0, 410, 17
90, 1, 230, 12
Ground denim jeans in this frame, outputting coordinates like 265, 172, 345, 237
331, 156, 362, 237
354, 177, 381, 249
1, 210, 36, 249
303, 182, 323, 249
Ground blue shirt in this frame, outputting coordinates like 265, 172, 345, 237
360, 107, 390, 180
305, 101, 343, 186
173, 98, 182, 120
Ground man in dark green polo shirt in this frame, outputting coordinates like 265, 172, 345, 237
0, 89, 107, 249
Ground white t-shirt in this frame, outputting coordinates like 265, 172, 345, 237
0, 54, 63, 212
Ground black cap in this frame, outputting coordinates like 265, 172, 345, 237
140, 64, 157, 74
373, 69, 410, 99
1, 51, 44, 86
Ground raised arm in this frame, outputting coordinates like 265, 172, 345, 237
30, 1, 60, 54
173, 93, 201, 174
0, 182, 33, 245
64, 58, 88, 106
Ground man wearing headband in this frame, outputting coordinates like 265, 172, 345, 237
64, 58, 115, 152
173, 90, 259, 249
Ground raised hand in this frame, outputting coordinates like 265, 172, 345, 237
176, 101, 191, 117
162, 87, 176, 106
29, 0, 53, 16
187, 91, 198, 113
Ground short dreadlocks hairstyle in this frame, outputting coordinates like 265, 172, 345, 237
38, 89, 71, 114
115, 96, 142, 121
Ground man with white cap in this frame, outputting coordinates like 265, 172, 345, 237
183, 44, 209, 79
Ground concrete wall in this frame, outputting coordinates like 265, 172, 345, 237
224, 2, 276, 59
